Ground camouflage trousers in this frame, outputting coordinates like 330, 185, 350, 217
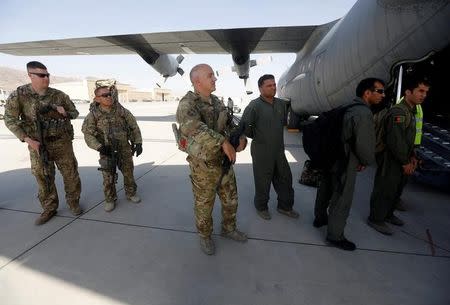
29, 140, 81, 212
188, 157, 238, 238
100, 154, 136, 201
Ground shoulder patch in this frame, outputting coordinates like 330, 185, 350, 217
393, 115, 405, 123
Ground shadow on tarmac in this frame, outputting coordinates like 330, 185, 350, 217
1, 158, 450, 305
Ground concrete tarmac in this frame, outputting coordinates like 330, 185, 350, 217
1, 101, 449, 305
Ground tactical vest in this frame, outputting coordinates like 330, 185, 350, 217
89, 102, 132, 145
175, 93, 229, 161
17, 86, 74, 142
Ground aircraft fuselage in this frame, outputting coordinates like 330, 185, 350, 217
278, 0, 450, 116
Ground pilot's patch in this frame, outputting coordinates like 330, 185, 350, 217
393, 116, 405, 123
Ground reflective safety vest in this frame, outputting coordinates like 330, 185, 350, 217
414, 104, 423, 145
397, 97, 423, 145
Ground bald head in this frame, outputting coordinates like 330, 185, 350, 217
189, 64, 211, 82
189, 64, 217, 96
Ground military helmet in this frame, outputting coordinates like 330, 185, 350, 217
95, 79, 119, 103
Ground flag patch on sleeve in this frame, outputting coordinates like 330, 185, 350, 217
393, 116, 405, 123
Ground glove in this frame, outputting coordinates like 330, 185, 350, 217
132, 143, 143, 157
98, 145, 112, 156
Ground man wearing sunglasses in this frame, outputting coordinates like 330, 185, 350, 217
314, 77, 385, 251
4, 61, 82, 225
82, 81, 143, 212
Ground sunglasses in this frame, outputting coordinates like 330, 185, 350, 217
373, 88, 385, 94
97, 92, 112, 98
29, 72, 50, 78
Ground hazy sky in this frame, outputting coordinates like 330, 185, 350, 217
0, 0, 357, 100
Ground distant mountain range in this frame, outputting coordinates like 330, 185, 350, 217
0, 66, 80, 91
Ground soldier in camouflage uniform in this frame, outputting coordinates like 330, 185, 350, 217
82, 81, 143, 212
4, 61, 82, 225
176, 64, 248, 255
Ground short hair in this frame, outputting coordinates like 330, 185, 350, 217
404, 76, 431, 93
258, 74, 275, 87
26, 61, 47, 70
189, 64, 210, 83
94, 86, 109, 96
355, 78, 385, 97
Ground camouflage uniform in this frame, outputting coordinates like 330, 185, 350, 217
176, 91, 238, 239
4, 84, 81, 213
81, 101, 142, 201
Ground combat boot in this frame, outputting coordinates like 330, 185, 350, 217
104, 200, 115, 212
386, 215, 404, 226
35, 210, 57, 225
127, 195, 141, 203
221, 229, 248, 242
367, 219, 393, 235
256, 209, 271, 220
199, 237, 215, 255
70, 206, 83, 216
277, 208, 300, 218
326, 237, 356, 251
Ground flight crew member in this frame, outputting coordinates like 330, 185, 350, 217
314, 78, 385, 251
393, 89, 424, 212
368, 78, 430, 235
4, 61, 82, 225
240, 74, 299, 220
176, 64, 248, 255
82, 81, 143, 212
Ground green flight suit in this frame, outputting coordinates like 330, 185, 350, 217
315, 98, 375, 241
241, 96, 295, 212
369, 100, 416, 222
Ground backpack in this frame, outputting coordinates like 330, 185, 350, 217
374, 103, 412, 153
373, 107, 389, 153
302, 103, 362, 170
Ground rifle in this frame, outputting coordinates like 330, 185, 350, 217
216, 105, 245, 190
98, 123, 121, 185
35, 105, 52, 193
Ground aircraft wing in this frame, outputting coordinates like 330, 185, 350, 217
0, 26, 317, 56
